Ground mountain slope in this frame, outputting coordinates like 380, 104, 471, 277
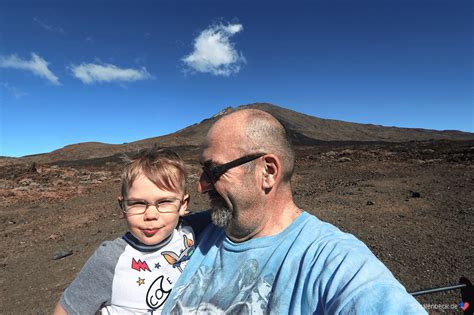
19, 103, 474, 164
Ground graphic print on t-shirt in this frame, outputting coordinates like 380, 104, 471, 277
162, 235, 195, 272
146, 275, 173, 310
169, 259, 276, 314
131, 258, 151, 272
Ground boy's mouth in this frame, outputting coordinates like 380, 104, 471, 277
142, 228, 159, 236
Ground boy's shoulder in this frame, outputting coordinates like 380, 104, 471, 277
91, 237, 128, 263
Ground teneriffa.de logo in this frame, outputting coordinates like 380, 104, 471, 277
459, 301, 470, 311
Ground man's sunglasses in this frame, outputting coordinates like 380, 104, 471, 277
202, 153, 266, 182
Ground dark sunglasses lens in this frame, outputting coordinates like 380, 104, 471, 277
203, 167, 216, 182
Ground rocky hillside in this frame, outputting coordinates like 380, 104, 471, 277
13, 103, 474, 164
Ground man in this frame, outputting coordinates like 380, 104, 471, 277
162, 109, 426, 314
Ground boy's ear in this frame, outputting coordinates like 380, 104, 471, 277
117, 196, 126, 218
178, 193, 190, 216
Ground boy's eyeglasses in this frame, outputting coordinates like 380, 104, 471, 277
202, 153, 266, 182
119, 198, 182, 215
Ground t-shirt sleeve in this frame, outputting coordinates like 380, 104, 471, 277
59, 240, 122, 315
338, 284, 427, 314
305, 234, 427, 314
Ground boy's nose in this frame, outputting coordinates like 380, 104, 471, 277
197, 172, 213, 194
144, 205, 160, 220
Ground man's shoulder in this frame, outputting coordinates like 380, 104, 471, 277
291, 212, 380, 266
293, 213, 426, 313
292, 212, 359, 245
302, 214, 422, 298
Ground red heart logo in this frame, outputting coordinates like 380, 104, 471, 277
461, 302, 469, 311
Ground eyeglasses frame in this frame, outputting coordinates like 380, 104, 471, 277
119, 197, 183, 215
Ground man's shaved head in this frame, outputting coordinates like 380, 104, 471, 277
200, 108, 299, 239
208, 109, 295, 183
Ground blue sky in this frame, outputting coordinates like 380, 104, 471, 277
0, 0, 472, 157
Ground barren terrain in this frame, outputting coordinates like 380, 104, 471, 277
1, 140, 473, 314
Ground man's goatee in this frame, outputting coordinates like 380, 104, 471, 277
211, 205, 233, 227
209, 192, 233, 227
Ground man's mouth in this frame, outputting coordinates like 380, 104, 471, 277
208, 191, 224, 203
209, 196, 226, 210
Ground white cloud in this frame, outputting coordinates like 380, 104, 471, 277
70, 62, 153, 84
0, 82, 28, 99
0, 53, 60, 85
33, 17, 65, 34
182, 22, 246, 76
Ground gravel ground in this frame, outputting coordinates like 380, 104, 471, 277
1, 140, 472, 314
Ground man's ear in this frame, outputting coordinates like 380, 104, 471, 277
262, 155, 279, 191
179, 193, 190, 216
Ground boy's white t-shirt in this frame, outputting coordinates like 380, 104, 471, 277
60, 223, 195, 315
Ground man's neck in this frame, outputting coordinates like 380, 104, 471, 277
226, 197, 301, 243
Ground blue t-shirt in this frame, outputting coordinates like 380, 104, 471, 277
163, 212, 426, 314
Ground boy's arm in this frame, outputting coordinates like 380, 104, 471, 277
58, 240, 123, 314
53, 302, 68, 315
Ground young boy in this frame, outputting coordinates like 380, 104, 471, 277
54, 148, 209, 314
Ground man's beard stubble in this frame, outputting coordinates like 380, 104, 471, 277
208, 191, 233, 228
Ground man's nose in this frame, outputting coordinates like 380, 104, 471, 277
197, 172, 213, 193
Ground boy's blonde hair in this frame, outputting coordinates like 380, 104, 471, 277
121, 147, 187, 198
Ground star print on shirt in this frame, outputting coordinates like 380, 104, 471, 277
155, 262, 161, 269
137, 277, 145, 286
